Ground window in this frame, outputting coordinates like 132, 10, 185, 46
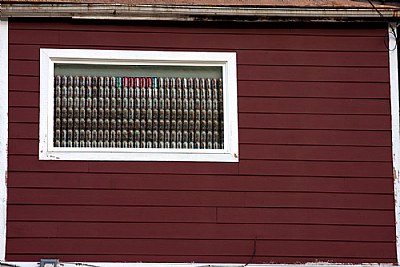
39, 49, 238, 162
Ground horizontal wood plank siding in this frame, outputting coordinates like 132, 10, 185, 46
6, 172, 395, 193
6, 239, 396, 258
10, 47, 390, 67
5, 255, 396, 264
6, 19, 396, 264
7, 222, 395, 241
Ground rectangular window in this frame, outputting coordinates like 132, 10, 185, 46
40, 49, 238, 162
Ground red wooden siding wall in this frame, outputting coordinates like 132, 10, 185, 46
6, 19, 396, 263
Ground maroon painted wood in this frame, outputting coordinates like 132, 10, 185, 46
238, 114, 391, 129
5, 255, 396, 264
7, 22, 388, 36
6, 239, 396, 258
4, 255, 397, 264
8, 139, 393, 161
8, 29, 388, 51
6, 19, 396, 264
6, 172, 394, 194
7, 188, 395, 209
240, 128, 392, 146
10, 47, 390, 67
7, 221, 395, 241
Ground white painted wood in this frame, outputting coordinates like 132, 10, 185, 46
43, 48, 236, 64
224, 53, 239, 160
0, 19, 8, 261
39, 49, 238, 162
389, 22, 400, 265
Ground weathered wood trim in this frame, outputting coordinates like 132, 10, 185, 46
0, 19, 8, 261
1, 4, 400, 22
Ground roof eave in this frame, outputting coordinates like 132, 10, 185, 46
1, 3, 400, 22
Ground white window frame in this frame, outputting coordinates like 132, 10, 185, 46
39, 48, 238, 162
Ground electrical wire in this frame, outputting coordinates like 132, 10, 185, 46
62, 263, 102, 267
0, 262, 22, 267
367, 0, 398, 51
243, 238, 257, 267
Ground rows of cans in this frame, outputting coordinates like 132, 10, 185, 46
54, 76, 224, 149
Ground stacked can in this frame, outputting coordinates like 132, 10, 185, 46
54, 75, 224, 149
